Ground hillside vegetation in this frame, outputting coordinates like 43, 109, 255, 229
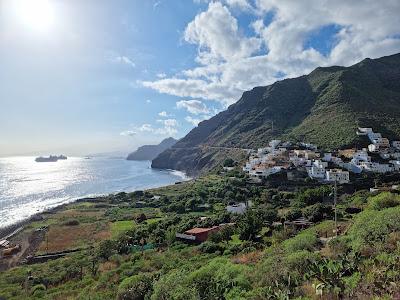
2, 169, 400, 299
152, 53, 400, 175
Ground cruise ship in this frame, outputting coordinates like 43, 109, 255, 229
35, 155, 67, 162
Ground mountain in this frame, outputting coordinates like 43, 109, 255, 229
127, 137, 177, 161
152, 53, 400, 175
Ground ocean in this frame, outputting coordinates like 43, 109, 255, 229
0, 156, 188, 229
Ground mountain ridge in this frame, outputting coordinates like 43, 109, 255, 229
127, 137, 177, 161
152, 53, 400, 175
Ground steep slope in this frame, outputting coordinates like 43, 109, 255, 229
127, 137, 177, 161
152, 53, 400, 175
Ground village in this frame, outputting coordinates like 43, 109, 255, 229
242, 127, 400, 184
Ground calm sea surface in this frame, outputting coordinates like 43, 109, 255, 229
0, 156, 188, 228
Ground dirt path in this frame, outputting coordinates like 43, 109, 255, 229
0, 229, 45, 271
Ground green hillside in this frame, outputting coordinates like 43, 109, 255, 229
152, 53, 400, 175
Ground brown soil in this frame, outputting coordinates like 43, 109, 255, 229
0, 229, 45, 271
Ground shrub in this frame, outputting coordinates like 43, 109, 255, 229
302, 203, 330, 222
117, 273, 153, 300
187, 258, 251, 299
284, 208, 302, 221
31, 284, 46, 295
238, 210, 263, 241
283, 231, 319, 253
223, 158, 235, 167
368, 192, 400, 210
63, 219, 80, 226
97, 240, 116, 260
347, 206, 400, 252
198, 241, 224, 254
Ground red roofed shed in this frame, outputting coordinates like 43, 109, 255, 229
184, 226, 220, 242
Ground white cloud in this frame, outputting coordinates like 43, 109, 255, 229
158, 111, 170, 117
146, 99, 151, 103
114, 56, 136, 68
142, 1, 400, 105
225, 0, 252, 11
138, 124, 154, 132
185, 115, 209, 126
156, 73, 167, 78
176, 99, 210, 115
157, 118, 178, 127
131, 118, 179, 137
120, 130, 136, 137
184, 2, 261, 64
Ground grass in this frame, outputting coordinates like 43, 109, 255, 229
110, 220, 135, 239
229, 234, 243, 246
145, 218, 163, 225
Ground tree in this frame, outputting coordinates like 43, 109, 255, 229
223, 158, 235, 167
135, 213, 147, 223
97, 240, 116, 260
219, 226, 234, 243
238, 210, 263, 241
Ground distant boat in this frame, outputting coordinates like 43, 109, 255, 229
35, 155, 67, 162
84, 156, 92, 160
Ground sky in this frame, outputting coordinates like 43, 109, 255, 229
0, 0, 399, 156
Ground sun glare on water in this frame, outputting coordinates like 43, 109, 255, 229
12, 0, 56, 33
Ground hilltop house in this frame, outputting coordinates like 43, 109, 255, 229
307, 160, 327, 179
326, 169, 350, 184
359, 162, 394, 173
392, 141, 400, 150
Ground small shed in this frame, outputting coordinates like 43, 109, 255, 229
176, 226, 220, 243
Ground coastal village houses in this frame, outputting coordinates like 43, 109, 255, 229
242, 128, 400, 184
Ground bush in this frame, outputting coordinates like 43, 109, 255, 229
302, 203, 330, 222
187, 258, 251, 299
238, 210, 263, 241
284, 208, 302, 221
347, 206, 400, 252
97, 240, 116, 260
368, 192, 400, 210
117, 273, 153, 300
283, 231, 319, 253
223, 158, 235, 167
31, 284, 46, 295
198, 241, 224, 254
63, 219, 80, 226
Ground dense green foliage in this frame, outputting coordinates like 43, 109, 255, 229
1, 173, 400, 299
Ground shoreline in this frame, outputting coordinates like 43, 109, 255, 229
0, 196, 100, 241
0, 167, 191, 241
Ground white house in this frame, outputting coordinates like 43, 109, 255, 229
392, 141, 400, 150
352, 150, 371, 162
359, 162, 394, 173
368, 144, 379, 153
389, 160, 400, 171
326, 169, 350, 184
249, 166, 282, 178
322, 153, 332, 162
368, 132, 382, 142
357, 127, 373, 136
226, 202, 247, 214
307, 161, 326, 179
373, 137, 390, 148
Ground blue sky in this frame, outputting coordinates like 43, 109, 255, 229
1, 0, 399, 156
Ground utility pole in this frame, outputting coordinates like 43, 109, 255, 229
334, 180, 338, 236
